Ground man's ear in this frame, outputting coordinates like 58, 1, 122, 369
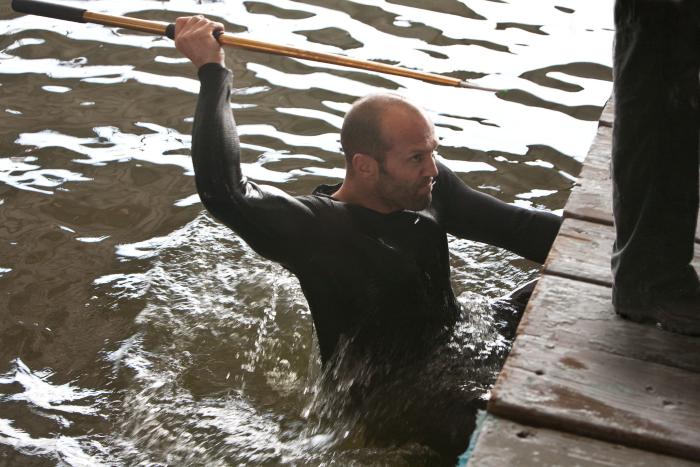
351, 153, 378, 178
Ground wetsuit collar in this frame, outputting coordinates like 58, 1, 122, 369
313, 182, 343, 198
312, 181, 436, 223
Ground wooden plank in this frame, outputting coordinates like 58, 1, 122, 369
486, 277, 700, 462
567, 191, 700, 243
600, 98, 614, 128
581, 124, 613, 173
545, 218, 700, 286
565, 176, 613, 226
489, 334, 700, 461
565, 125, 614, 225
566, 125, 700, 241
544, 218, 615, 286
517, 274, 700, 373
466, 415, 699, 467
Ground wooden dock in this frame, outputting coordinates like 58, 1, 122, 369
464, 100, 700, 466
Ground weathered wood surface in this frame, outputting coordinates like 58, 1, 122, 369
485, 276, 700, 462
545, 218, 700, 287
565, 125, 613, 225
489, 334, 700, 461
600, 98, 613, 127
467, 415, 698, 467
518, 275, 700, 373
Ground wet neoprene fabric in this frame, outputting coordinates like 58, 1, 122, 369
192, 63, 562, 363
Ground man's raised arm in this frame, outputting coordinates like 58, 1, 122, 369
175, 16, 315, 264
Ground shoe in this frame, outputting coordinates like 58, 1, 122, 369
615, 289, 700, 336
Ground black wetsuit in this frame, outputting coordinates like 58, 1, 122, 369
192, 63, 562, 365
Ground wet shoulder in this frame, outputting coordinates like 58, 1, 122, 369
427, 161, 458, 224
294, 193, 354, 226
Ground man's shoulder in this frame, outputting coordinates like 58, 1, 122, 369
432, 160, 459, 199
435, 159, 457, 178
293, 191, 344, 217
300, 182, 346, 213
294, 193, 333, 208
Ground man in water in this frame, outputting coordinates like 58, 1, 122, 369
174, 15, 561, 456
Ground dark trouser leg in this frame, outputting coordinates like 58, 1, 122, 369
611, 0, 700, 309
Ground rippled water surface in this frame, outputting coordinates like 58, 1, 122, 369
0, 0, 613, 464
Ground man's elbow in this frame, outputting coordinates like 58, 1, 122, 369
198, 191, 234, 223
527, 211, 562, 264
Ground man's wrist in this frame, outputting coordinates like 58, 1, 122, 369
197, 62, 231, 83
197, 61, 226, 71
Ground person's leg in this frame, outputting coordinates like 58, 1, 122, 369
611, 0, 700, 332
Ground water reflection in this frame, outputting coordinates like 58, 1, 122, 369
0, 359, 108, 464
0, 0, 613, 464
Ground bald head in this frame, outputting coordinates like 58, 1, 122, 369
340, 94, 427, 170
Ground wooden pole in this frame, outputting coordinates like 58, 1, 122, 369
84, 11, 172, 38
13, 0, 501, 91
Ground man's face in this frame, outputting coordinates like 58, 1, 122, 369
374, 106, 439, 212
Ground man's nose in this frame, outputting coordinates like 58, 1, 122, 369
425, 154, 438, 178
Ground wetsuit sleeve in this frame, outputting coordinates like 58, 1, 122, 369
435, 162, 561, 264
191, 63, 314, 264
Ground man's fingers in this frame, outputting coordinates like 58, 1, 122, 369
212, 22, 225, 40
191, 20, 223, 38
174, 16, 223, 37
174, 15, 226, 69
174, 16, 187, 37
174, 16, 202, 39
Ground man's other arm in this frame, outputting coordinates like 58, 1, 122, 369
435, 161, 562, 264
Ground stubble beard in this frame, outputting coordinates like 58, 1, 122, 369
377, 168, 433, 212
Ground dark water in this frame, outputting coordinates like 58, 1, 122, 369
0, 0, 613, 464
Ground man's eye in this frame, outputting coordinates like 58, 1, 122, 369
412, 154, 422, 161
